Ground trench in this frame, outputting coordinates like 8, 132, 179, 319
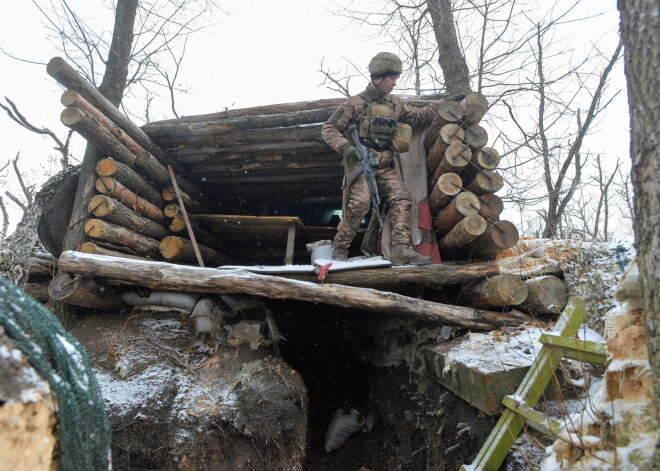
272, 300, 490, 471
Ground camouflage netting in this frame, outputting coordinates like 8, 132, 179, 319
0, 277, 111, 470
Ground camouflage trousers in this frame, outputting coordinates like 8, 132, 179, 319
332, 158, 412, 250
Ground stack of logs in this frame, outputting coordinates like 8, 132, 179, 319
47, 58, 229, 270
426, 93, 519, 259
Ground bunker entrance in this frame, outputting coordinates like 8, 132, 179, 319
272, 300, 490, 471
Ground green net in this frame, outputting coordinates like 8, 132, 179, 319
0, 276, 111, 470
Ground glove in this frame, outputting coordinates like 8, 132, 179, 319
445, 93, 467, 102
342, 144, 362, 165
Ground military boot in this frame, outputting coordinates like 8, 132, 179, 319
389, 244, 432, 266
332, 247, 348, 261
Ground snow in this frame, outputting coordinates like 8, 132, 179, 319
443, 327, 548, 374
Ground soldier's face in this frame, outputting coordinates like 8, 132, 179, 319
373, 74, 399, 94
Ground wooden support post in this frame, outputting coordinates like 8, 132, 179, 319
167, 166, 204, 267
284, 222, 296, 265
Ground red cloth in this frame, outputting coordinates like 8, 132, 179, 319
316, 262, 333, 282
417, 199, 441, 264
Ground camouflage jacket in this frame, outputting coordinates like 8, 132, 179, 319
321, 85, 441, 155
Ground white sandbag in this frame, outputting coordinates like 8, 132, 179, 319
324, 408, 366, 452
122, 290, 200, 310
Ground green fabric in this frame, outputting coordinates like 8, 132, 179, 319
0, 277, 111, 471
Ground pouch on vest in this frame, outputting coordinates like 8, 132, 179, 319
392, 122, 412, 153
358, 103, 397, 151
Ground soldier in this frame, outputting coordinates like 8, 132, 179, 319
322, 52, 455, 265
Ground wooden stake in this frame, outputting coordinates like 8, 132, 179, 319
167, 166, 204, 267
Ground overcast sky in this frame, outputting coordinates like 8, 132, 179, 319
0, 0, 630, 236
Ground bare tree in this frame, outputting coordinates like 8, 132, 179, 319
617, 1, 660, 467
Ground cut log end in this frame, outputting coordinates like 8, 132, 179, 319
60, 107, 85, 126
88, 195, 112, 217
159, 236, 186, 260
96, 158, 119, 177
476, 147, 500, 169
440, 124, 466, 145
437, 101, 465, 122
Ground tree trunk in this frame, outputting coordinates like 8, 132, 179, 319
618, 1, 660, 461
461, 92, 489, 123
466, 220, 519, 257
426, 0, 471, 94
464, 170, 504, 195
57, 250, 532, 330
478, 193, 504, 220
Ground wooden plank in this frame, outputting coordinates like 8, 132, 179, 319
501, 395, 561, 439
540, 334, 609, 366
460, 297, 587, 471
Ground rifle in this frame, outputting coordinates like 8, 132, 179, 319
348, 127, 384, 229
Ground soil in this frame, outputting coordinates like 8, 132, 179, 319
68, 298, 497, 470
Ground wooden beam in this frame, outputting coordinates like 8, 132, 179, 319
57, 251, 533, 331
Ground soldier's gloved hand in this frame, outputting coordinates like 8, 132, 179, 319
342, 144, 362, 165
444, 93, 467, 102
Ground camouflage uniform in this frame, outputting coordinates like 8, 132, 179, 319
322, 85, 441, 250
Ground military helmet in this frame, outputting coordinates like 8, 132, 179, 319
368, 52, 403, 76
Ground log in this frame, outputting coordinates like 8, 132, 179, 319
436, 100, 465, 122
464, 170, 504, 195
473, 147, 500, 169
439, 124, 466, 145
95, 177, 165, 224
24, 281, 50, 303
461, 92, 489, 123
47, 57, 191, 179
142, 108, 337, 139
96, 158, 164, 207
164, 203, 181, 219
135, 151, 214, 211
88, 195, 170, 240
463, 124, 488, 148
462, 274, 528, 309
84, 218, 162, 258
423, 114, 450, 152
61, 90, 145, 155
159, 236, 229, 266
60, 107, 136, 166
58, 251, 533, 330
429, 173, 463, 214
168, 215, 219, 248
434, 191, 481, 234
279, 261, 502, 291
48, 271, 129, 311
427, 138, 450, 172
438, 214, 488, 254
467, 220, 520, 257
162, 186, 208, 214
28, 252, 57, 276
431, 144, 472, 185
519, 276, 568, 315
80, 242, 151, 261
478, 193, 504, 220
461, 147, 500, 182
